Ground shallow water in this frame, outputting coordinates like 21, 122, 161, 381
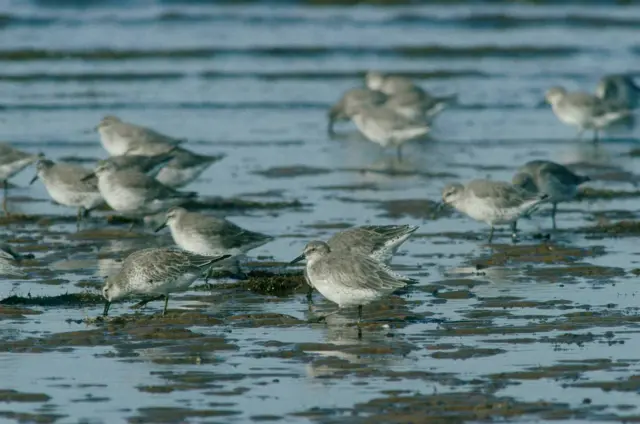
2, 1, 640, 422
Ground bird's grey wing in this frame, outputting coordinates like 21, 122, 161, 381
318, 254, 408, 291
56, 164, 99, 190
116, 122, 183, 146
215, 221, 271, 250
540, 163, 588, 186
467, 180, 534, 209
170, 148, 225, 168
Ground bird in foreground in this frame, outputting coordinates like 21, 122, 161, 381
30, 159, 104, 227
102, 150, 177, 177
441, 180, 548, 242
303, 225, 418, 301
545, 86, 630, 142
155, 206, 272, 277
327, 88, 388, 135
351, 105, 430, 160
596, 75, 640, 109
0, 143, 42, 215
96, 115, 185, 156
0, 243, 30, 276
290, 241, 410, 328
101, 247, 231, 316
154, 147, 226, 188
512, 160, 590, 229
87, 161, 196, 216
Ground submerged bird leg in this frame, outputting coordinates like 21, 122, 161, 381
131, 295, 165, 310
308, 309, 340, 323
488, 226, 495, 243
593, 129, 600, 143
551, 203, 558, 229
510, 221, 518, 240
102, 301, 111, 317
127, 221, 136, 232
357, 305, 363, 324
306, 286, 314, 303
76, 207, 84, 231
2, 180, 8, 215
163, 295, 170, 316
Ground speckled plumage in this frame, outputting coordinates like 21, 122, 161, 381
327, 225, 418, 265
102, 247, 230, 316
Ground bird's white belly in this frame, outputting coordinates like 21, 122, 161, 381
133, 272, 201, 296
460, 198, 521, 226
310, 275, 382, 308
156, 165, 206, 188
99, 129, 130, 156
99, 180, 144, 212
44, 181, 102, 209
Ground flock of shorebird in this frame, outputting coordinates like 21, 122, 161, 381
0, 71, 638, 328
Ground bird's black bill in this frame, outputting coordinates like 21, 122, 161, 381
154, 221, 167, 233
81, 172, 96, 182
29, 175, 38, 185
289, 254, 305, 265
103, 301, 111, 317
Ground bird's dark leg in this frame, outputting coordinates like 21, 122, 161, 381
551, 203, 557, 230
357, 305, 363, 324
488, 226, 495, 243
306, 286, 314, 303
163, 295, 170, 316
76, 207, 84, 231
2, 180, 8, 216
127, 221, 136, 232
131, 295, 165, 310
511, 221, 518, 241
396, 145, 403, 162
593, 129, 600, 143
103, 301, 111, 317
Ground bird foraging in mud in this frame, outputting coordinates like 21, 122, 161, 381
101, 248, 230, 317
290, 241, 411, 334
441, 179, 549, 242
512, 160, 590, 229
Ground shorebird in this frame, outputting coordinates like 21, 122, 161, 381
290, 241, 410, 329
545, 86, 630, 142
512, 160, 590, 229
441, 179, 548, 242
101, 247, 230, 316
0, 143, 42, 214
96, 115, 184, 156
596, 75, 640, 109
30, 159, 104, 227
351, 105, 430, 160
88, 161, 196, 216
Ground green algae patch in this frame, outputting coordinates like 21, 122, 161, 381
313, 391, 603, 423
0, 389, 50, 403
473, 243, 603, 267
572, 375, 640, 392
430, 347, 506, 360
577, 187, 640, 201
227, 313, 305, 327
491, 360, 631, 382
0, 305, 42, 319
0, 292, 103, 307
584, 220, 640, 236
224, 271, 306, 296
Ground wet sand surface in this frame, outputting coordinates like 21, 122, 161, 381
2, 1, 640, 422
